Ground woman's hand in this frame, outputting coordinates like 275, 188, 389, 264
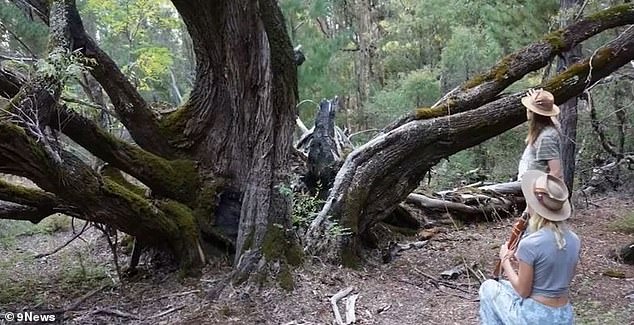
499, 242, 516, 262
526, 88, 543, 98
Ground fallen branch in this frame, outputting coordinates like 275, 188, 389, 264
151, 305, 185, 319
331, 286, 354, 325
345, 293, 359, 324
52, 284, 108, 313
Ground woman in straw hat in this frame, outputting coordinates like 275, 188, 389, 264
517, 89, 563, 180
479, 170, 581, 324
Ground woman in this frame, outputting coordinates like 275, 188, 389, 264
517, 89, 563, 180
479, 170, 581, 324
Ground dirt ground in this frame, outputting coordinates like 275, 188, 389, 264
0, 195, 632, 325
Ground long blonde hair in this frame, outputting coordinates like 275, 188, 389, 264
526, 113, 560, 145
528, 213, 567, 250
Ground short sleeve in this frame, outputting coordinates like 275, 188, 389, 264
516, 239, 536, 266
536, 132, 560, 161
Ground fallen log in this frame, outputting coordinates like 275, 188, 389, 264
406, 181, 524, 222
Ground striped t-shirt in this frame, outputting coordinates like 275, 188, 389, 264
517, 126, 560, 179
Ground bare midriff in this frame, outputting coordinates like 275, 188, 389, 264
531, 294, 569, 307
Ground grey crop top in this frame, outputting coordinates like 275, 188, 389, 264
516, 228, 581, 297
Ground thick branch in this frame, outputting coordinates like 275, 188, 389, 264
52, 106, 199, 203
0, 122, 182, 243
0, 178, 65, 210
0, 200, 48, 223
385, 4, 634, 130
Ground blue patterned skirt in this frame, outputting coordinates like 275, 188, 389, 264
479, 279, 574, 325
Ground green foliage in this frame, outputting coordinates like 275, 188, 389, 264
291, 190, 322, 230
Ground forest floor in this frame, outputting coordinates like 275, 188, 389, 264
0, 194, 632, 325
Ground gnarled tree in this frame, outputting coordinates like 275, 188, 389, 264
1, 1, 634, 283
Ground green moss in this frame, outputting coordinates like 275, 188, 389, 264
124, 146, 200, 202
262, 223, 304, 266
102, 178, 162, 222
100, 166, 145, 197
192, 179, 224, 225
159, 200, 197, 234
340, 241, 361, 269
586, 4, 633, 23
462, 55, 514, 90
543, 30, 566, 52
158, 105, 192, 140
542, 48, 616, 94
277, 266, 294, 291
415, 106, 447, 119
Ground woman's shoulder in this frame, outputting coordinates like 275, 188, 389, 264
538, 126, 558, 136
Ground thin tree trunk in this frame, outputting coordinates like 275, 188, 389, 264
558, 0, 583, 192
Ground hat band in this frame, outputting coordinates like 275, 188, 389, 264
529, 100, 554, 111
536, 192, 564, 211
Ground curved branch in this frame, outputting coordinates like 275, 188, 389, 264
385, 3, 634, 131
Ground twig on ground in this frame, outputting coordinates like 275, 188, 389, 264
155, 290, 201, 301
331, 286, 354, 325
151, 305, 185, 319
92, 308, 139, 319
59, 284, 109, 312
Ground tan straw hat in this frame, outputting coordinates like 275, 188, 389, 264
521, 170, 571, 221
521, 89, 560, 117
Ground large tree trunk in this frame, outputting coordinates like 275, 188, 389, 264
1, 0, 300, 286
306, 19, 634, 263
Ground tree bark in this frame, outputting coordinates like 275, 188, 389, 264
557, 0, 584, 192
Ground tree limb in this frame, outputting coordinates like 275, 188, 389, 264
1, 69, 199, 203
0, 200, 49, 223
384, 4, 634, 131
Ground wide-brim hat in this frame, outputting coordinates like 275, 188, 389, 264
521, 89, 560, 117
521, 170, 572, 221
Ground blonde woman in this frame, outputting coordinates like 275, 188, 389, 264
517, 89, 563, 180
479, 170, 581, 324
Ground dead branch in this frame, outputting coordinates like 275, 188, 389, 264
55, 284, 109, 312
331, 286, 354, 325
344, 293, 359, 325
151, 305, 185, 319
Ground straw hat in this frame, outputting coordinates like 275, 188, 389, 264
521, 170, 571, 221
521, 89, 560, 117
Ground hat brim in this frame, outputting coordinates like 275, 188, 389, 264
521, 170, 572, 221
521, 97, 560, 117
